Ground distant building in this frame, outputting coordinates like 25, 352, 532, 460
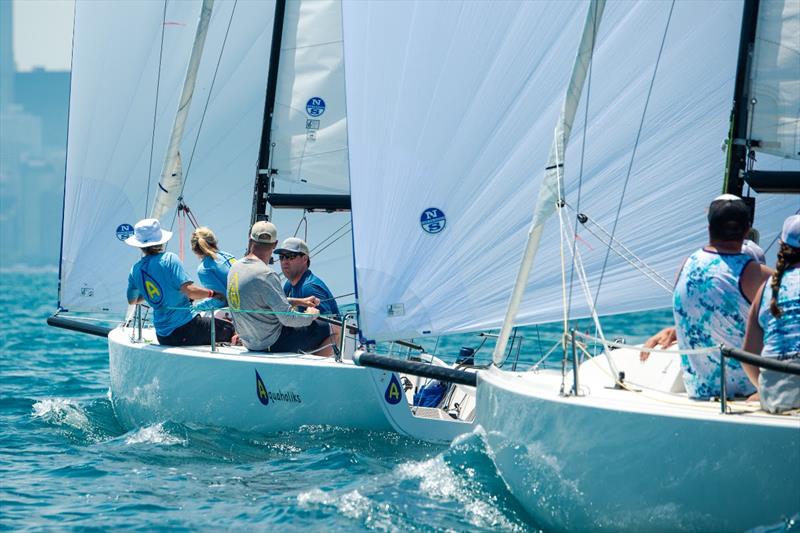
0, 1, 70, 268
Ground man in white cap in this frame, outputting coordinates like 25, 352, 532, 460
227, 221, 335, 355
126, 218, 233, 346
274, 237, 340, 318
641, 195, 772, 399
742, 214, 800, 413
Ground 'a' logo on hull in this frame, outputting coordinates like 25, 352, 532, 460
255, 369, 269, 405
385, 374, 403, 405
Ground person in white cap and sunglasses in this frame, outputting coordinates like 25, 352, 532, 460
641, 194, 772, 400
125, 218, 234, 346
226, 221, 335, 355
742, 214, 800, 413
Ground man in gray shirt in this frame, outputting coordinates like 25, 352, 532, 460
227, 221, 334, 354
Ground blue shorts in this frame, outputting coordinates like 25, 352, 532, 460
268, 321, 331, 353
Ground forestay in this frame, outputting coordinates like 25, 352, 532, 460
59, 0, 275, 314
342, 0, 799, 342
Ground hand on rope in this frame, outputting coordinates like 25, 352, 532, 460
639, 326, 677, 361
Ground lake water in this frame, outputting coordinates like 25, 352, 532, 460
1, 269, 674, 531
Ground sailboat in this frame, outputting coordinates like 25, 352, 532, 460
339, 0, 799, 529
49, 0, 476, 443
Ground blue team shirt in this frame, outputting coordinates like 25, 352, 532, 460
127, 252, 197, 336
195, 251, 236, 310
283, 270, 340, 317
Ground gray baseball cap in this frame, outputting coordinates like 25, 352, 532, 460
274, 237, 309, 256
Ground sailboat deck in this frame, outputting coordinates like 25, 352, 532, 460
500, 347, 800, 428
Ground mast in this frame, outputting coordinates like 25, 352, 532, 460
725, 0, 800, 197
251, 0, 287, 224
491, 0, 606, 366
150, 0, 215, 222
723, 0, 760, 200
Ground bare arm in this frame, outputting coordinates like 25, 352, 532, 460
742, 282, 766, 388
640, 326, 677, 361
180, 282, 217, 301
741, 262, 773, 303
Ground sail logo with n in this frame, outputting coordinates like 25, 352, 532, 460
420, 207, 446, 234
384, 374, 403, 405
306, 97, 326, 117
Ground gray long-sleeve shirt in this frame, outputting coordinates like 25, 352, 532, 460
227, 257, 314, 350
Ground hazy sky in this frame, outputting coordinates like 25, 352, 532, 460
13, 0, 75, 72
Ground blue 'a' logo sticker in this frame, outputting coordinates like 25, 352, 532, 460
420, 207, 446, 234
384, 374, 403, 405
116, 223, 134, 241
141, 271, 163, 304
255, 370, 269, 405
306, 97, 326, 117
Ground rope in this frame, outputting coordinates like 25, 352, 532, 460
593, 0, 676, 308
572, 330, 718, 356
567, 206, 673, 292
145, 0, 169, 217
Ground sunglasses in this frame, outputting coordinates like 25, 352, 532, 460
278, 253, 303, 261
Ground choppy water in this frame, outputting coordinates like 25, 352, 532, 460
2, 269, 675, 531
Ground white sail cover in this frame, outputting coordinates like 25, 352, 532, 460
60, 0, 275, 313
749, 0, 800, 159
343, 0, 800, 342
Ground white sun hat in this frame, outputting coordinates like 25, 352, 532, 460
124, 218, 173, 248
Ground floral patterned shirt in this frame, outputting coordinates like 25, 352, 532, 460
758, 266, 800, 359
673, 249, 756, 399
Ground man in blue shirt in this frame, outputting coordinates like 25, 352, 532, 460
274, 238, 340, 317
274, 237, 341, 349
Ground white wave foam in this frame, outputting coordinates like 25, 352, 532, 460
397, 456, 524, 532
32, 398, 90, 429
125, 423, 186, 446
297, 488, 374, 521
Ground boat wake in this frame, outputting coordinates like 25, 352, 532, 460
295, 431, 533, 532
124, 423, 187, 446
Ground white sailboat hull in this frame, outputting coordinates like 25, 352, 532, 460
476, 356, 800, 531
108, 327, 473, 442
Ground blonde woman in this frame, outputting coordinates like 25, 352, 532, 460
191, 226, 236, 311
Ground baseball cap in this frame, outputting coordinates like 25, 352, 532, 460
250, 221, 278, 244
274, 237, 310, 256
780, 214, 800, 248
708, 194, 750, 240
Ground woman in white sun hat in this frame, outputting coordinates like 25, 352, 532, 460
743, 214, 800, 413
125, 218, 233, 346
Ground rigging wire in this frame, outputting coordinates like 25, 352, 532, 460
592, 0, 676, 308
168, 0, 239, 232
566, 0, 601, 320
145, 0, 169, 218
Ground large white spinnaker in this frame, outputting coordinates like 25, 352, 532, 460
59, 1, 274, 314
343, 0, 797, 343
491, 0, 606, 364
149, 0, 214, 222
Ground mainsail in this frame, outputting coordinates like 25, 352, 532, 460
342, 0, 798, 342
59, 1, 274, 314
